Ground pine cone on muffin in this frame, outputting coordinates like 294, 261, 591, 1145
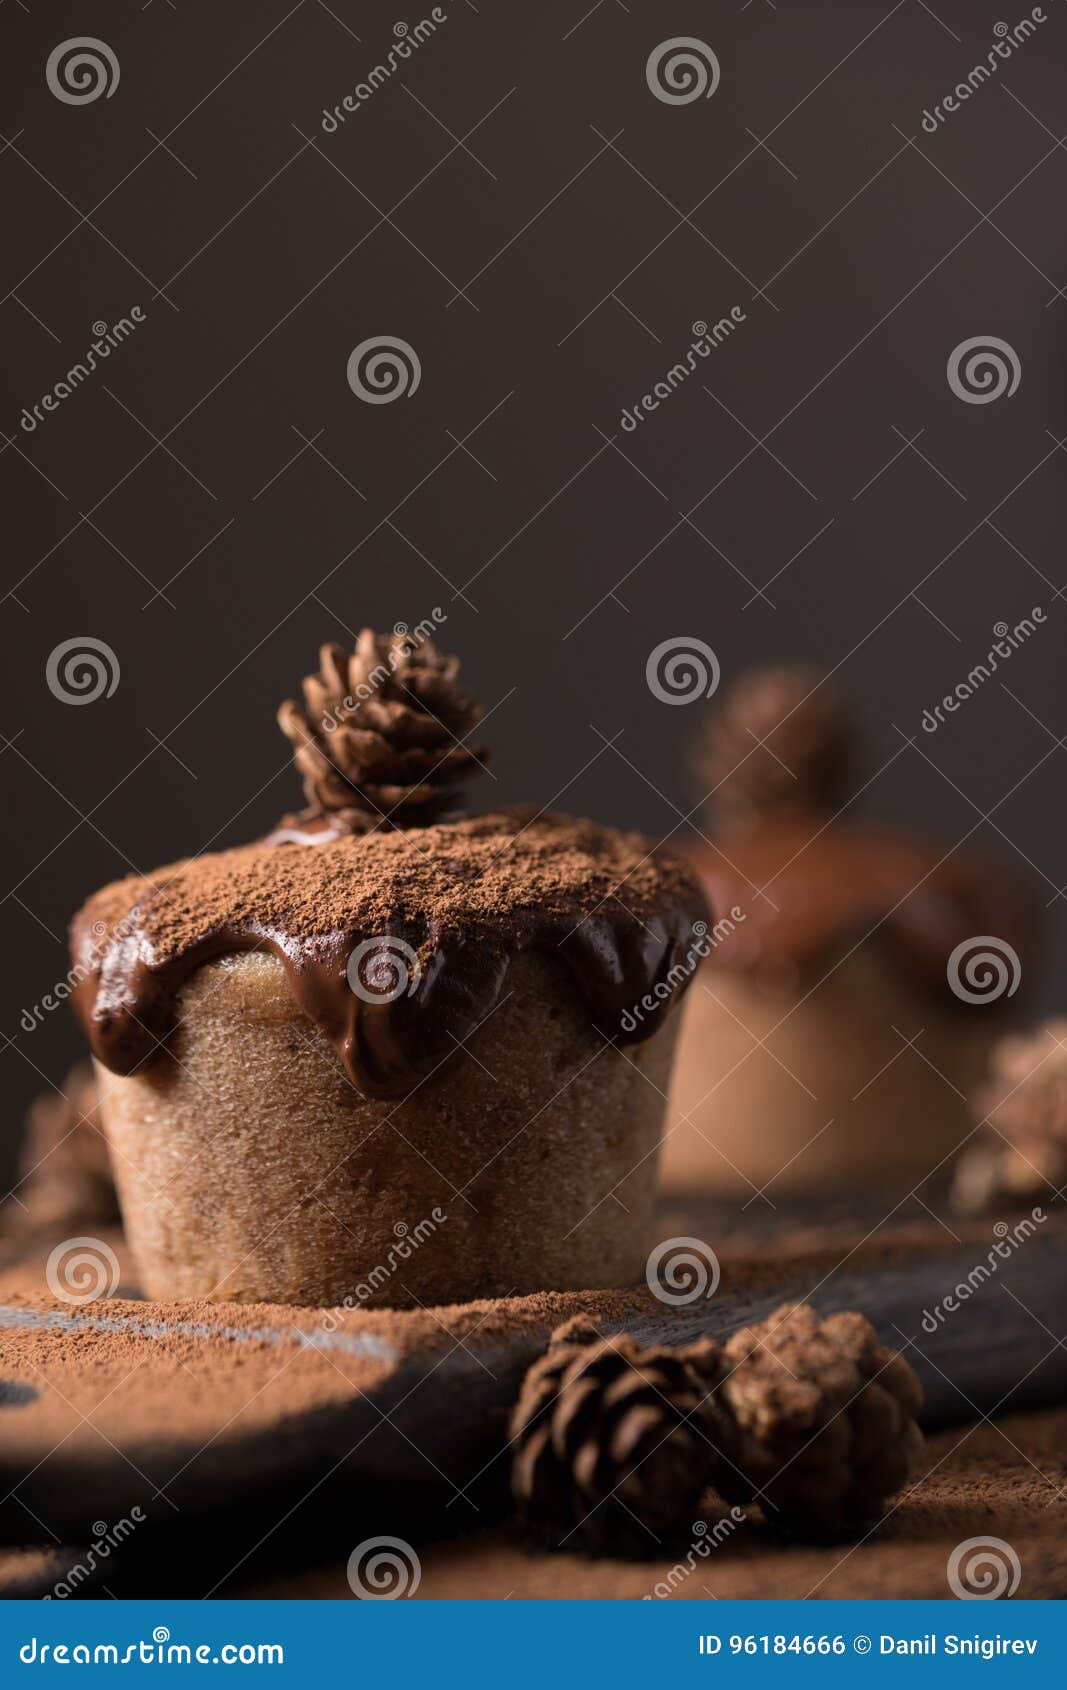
697, 664, 854, 832
277, 628, 487, 828
699, 1303, 924, 1535
952, 1021, 1067, 1214
6, 1064, 118, 1235
510, 1317, 717, 1557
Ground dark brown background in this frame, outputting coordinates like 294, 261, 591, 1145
2, 0, 1064, 1183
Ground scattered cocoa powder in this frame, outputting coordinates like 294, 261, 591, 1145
259, 1407, 1067, 1598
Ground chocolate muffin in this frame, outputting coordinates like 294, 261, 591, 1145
664, 665, 1037, 1199
72, 632, 705, 1306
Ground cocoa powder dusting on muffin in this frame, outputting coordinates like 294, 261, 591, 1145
75, 810, 698, 958
71, 810, 707, 1099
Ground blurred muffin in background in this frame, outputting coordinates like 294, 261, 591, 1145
663, 665, 1038, 1200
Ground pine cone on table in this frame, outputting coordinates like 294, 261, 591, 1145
696, 664, 854, 832
510, 1319, 718, 1558
277, 628, 487, 830
698, 1303, 924, 1535
952, 1020, 1067, 1214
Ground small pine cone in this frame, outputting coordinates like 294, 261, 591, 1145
953, 1021, 1067, 1213
697, 664, 853, 831
510, 1322, 717, 1558
698, 1303, 924, 1535
277, 629, 487, 828
8, 1064, 118, 1234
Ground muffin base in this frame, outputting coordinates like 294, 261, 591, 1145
95, 950, 677, 1306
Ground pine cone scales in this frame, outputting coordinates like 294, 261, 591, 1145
698, 664, 853, 830
511, 1324, 715, 1558
278, 629, 486, 827
705, 1304, 924, 1533
510, 1306, 924, 1555
953, 1020, 1067, 1211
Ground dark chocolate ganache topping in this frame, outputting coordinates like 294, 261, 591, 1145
71, 810, 708, 1099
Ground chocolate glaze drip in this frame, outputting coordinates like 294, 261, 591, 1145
71, 812, 707, 1100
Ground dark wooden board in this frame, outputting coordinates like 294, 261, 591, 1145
1, 1229, 1063, 1583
